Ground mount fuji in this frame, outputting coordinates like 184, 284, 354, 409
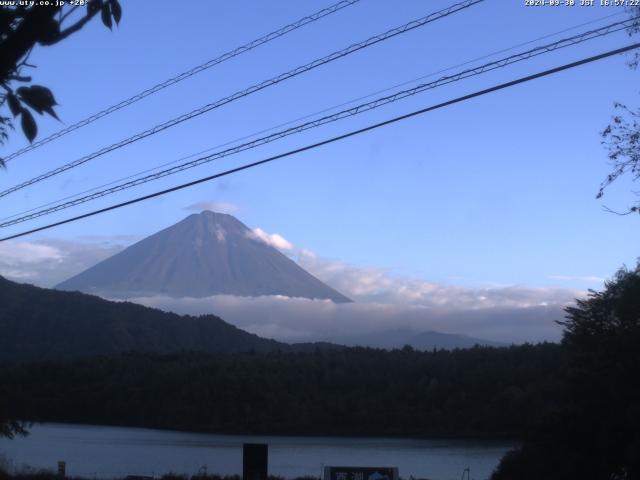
57, 211, 351, 303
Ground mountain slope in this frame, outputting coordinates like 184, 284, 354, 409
0, 276, 289, 362
56, 211, 351, 303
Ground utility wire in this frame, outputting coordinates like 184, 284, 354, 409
1, 0, 362, 164
1, 10, 626, 224
1, 18, 634, 228
2, 42, 638, 242
0, 0, 484, 199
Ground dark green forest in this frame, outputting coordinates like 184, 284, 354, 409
1, 265, 638, 479
0, 343, 564, 439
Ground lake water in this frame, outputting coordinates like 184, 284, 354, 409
0, 424, 514, 480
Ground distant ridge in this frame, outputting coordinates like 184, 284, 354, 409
57, 211, 351, 303
340, 328, 506, 350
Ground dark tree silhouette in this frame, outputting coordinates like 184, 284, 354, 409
492, 263, 640, 480
0, 415, 25, 440
0, 0, 122, 163
598, 7, 640, 214
0, 380, 26, 439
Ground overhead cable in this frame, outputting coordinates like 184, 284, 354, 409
1, 18, 634, 228
0, 0, 484, 198
2, 9, 627, 224
2, 42, 638, 242
1, 0, 362, 163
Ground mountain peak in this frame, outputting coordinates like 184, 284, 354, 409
193, 210, 234, 220
57, 213, 351, 303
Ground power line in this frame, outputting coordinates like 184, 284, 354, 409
2, 42, 638, 242
1, 0, 362, 164
1, 10, 627, 225
0, 0, 484, 199
2, 18, 632, 226
1, 18, 634, 228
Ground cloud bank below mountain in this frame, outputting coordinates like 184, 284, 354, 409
0, 224, 588, 345
123, 223, 581, 344
131, 293, 567, 344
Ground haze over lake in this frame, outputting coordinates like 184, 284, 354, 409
0, 424, 513, 480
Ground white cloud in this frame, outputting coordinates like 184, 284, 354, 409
296, 252, 582, 308
145, 227, 581, 344
0, 241, 63, 265
184, 201, 239, 214
238, 230, 582, 310
0, 238, 124, 287
131, 293, 570, 345
247, 228, 294, 251
549, 275, 606, 284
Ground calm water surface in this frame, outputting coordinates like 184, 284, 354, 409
0, 424, 514, 480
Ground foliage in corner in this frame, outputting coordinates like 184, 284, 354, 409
598, 6, 640, 214
492, 262, 640, 480
0, 0, 122, 165
599, 103, 640, 215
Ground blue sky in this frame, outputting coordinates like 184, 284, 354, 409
1, 0, 639, 297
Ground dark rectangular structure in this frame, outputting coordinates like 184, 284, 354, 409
323, 467, 399, 480
243, 443, 268, 480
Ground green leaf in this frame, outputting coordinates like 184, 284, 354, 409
7, 93, 21, 117
110, 0, 122, 25
17, 85, 59, 119
45, 106, 60, 121
101, 3, 112, 29
28, 85, 57, 105
20, 108, 37, 143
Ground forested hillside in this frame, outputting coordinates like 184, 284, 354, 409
0, 276, 286, 361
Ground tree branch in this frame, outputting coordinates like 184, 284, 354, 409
59, 5, 80, 24
54, 6, 101, 43
602, 205, 638, 216
0, 7, 60, 83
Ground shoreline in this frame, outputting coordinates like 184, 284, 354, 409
12, 420, 521, 443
